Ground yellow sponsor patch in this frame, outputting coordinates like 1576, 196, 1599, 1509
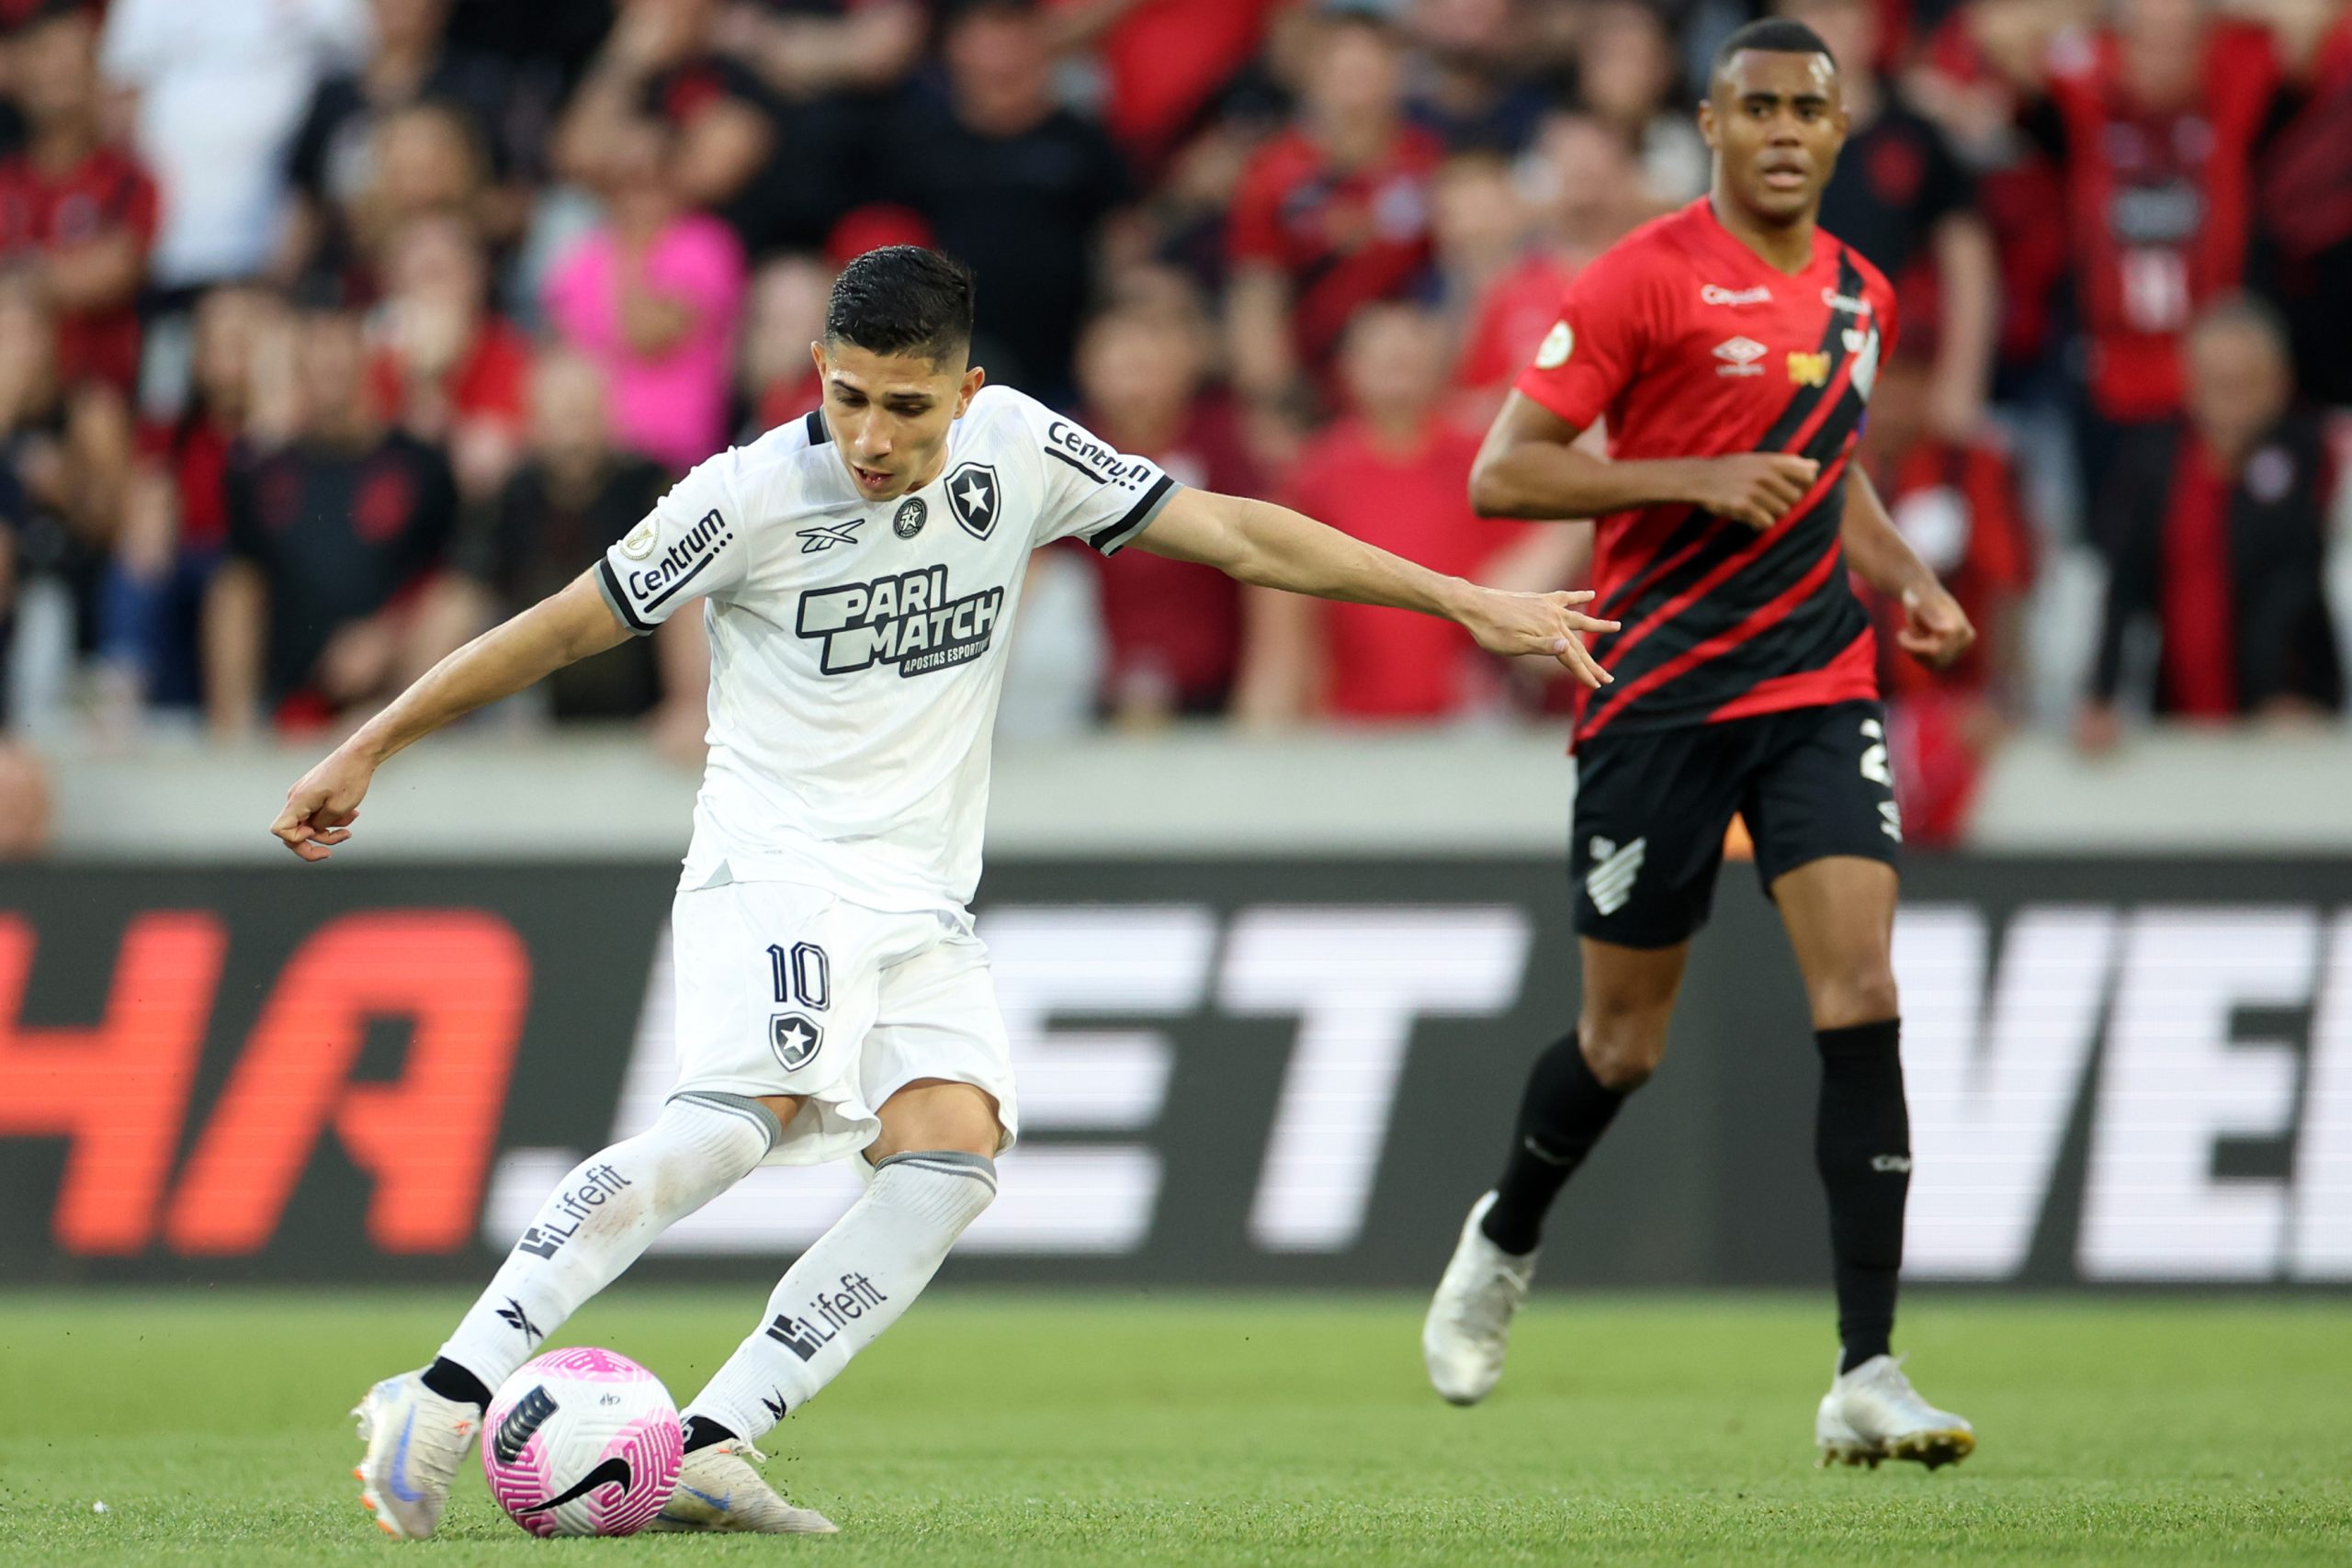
1787, 351, 1831, 388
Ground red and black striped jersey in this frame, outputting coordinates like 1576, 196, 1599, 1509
1513, 198, 1897, 747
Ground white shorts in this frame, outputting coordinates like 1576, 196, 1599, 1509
666, 878, 1018, 1168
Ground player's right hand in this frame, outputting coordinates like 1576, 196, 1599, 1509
1459, 587, 1620, 689
270, 747, 374, 863
1686, 453, 1821, 529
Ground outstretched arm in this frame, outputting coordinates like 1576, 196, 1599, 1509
1129, 486, 1619, 688
268, 570, 633, 861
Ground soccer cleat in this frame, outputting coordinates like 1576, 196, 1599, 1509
645, 1440, 838, 1535
1815, 1353, 1975, 1470
352, 1371, 481, 1540
1421, 1191, 1537, 1406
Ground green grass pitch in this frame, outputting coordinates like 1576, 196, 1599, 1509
3, 1289, 2346, 1565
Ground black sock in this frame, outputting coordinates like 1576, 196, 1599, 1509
1815, 1018, 1909, 1374
1480, 1032, 1630, 1256
421, 1356, 492, 1411
681, 1416, 740, 1454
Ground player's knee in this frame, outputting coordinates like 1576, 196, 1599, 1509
1811, 963, 1900, 1032
873, 1079, 1002, 1161
1577, 1017, 1668, 1091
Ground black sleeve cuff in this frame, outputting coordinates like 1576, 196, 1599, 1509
1088, 475, 1179, 557
597, 557, 656, 636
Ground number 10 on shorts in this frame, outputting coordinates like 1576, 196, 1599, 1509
766, 941, 831, 1072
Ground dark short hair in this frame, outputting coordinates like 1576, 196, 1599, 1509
824, 246, 977, 364
1710, 17, 1838, 84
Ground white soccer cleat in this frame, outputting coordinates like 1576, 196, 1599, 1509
351, 1371, 481, 1540
646, 1440, 839, 1535
1422, 1191, 1537, 1406
1815, 1353, 1975, 1470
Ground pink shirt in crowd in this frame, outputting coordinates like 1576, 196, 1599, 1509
543, 213, 747, 474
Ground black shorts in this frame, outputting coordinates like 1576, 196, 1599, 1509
1569, 699, 1902, 949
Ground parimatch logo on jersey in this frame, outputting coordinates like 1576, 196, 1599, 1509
795, 566, 1004, 677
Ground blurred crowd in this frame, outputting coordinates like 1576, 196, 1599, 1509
0, 0, 2346, 845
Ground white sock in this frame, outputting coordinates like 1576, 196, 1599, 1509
436, 1094, 775, 1393
684, 1151, 997, 1441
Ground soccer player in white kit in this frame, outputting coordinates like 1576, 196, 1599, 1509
278, 247, 1617, 1540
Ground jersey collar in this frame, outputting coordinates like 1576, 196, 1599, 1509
1688, 196, 1836, 285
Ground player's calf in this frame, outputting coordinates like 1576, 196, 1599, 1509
682, 1150, 998, 1439
433, 1095, 777, 1396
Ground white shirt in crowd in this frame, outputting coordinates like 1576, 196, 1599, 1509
102, 0, 368, 288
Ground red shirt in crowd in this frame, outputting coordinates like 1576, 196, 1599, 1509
1512, 199, 1897, 745
2159, 439, 2238, 718
137, 413, 238, 557
1086, 399, 1259, 713
1454, 251, 1578, 399
368, 317, 533, 439
1227, 124, 1445, 378
1871, 437, 2032, 704
0, 143, 159, 391
1868, 434, 2035, 846
2043, 20, 2281, 422
1048, 0, 1281, 172
753, 367, 824, 439
1284, 416, 1525, 721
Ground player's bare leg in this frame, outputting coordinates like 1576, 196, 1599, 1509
354, 1092, 799, 1539
1773, 856, 1973, 1469
1426, 941, 1688, 1404
658, 1080, 1003, 1534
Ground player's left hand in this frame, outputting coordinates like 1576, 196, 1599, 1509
1461, 587, 1620, 688
1896, 582, 1974, 670
270, 746, 375, 863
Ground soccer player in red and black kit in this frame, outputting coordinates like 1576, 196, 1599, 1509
1422, 19, 1980, 1470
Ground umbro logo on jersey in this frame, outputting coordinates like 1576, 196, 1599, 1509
796, 517, 865, 554
1702, 284, 1774, 306
797, 565, 1005, 677
946, 462, 1000, 538
1713, 337, 1767, 377
770, 1012, 823, 1072
1586, 837, 1646, 916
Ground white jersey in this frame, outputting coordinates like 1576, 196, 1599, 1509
597, 385, 1179, 911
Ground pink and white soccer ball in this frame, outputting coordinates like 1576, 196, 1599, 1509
481, 1348, 684, 1538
